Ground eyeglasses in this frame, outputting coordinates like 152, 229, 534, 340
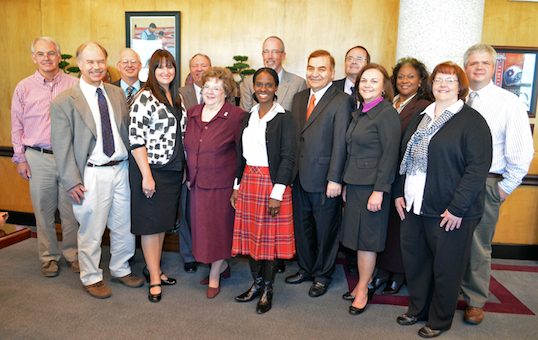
202, 85, 223, 92
262, 50, 283, 55
346, 56, 366, 62
121, 59, 139, 65
433, 78, 457, 84
34, 51, 57, 59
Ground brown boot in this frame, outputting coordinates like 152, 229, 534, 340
464, 306, 484, 325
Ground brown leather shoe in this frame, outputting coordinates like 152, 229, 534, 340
67, 260, 80, 273
464, 306, 484, 325
111, 273, 144, 287
84, 281, 112, 299
42, 260, 59, 277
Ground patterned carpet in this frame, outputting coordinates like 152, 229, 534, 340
342, 259, 536, 316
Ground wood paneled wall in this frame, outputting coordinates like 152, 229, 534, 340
1, 0, 537, 245
483, 0, 538, 245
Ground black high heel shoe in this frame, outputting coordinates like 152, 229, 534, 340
143, 266, 177, 285
148, 284, 162, 303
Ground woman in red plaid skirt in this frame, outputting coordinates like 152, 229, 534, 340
230, 68, 296, 314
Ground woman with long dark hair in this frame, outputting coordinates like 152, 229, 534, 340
129, 49, 186, 302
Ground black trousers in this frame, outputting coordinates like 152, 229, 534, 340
178, 183, 195, 263
292, 178, 342, 286
401, 211, 478, 330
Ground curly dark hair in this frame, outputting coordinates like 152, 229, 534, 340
391, 57, 431, 101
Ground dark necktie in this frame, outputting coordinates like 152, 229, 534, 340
96, 88, 115, 157
350, 86, 355, 97
199, 89, 204, 104
126, 86, 135, 106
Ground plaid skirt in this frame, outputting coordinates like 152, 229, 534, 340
232, 165, 295, 260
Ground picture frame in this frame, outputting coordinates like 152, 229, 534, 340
125, 11, 181, 82
492, 46, 538, 118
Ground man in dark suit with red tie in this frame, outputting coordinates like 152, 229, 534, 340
286, 50, 354, 297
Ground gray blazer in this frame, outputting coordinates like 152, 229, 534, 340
240, 68, 307, 112
50, 82, 130, 196
342, 100, 401, 193
291, 85, 355, 192
179, 84, 198, 110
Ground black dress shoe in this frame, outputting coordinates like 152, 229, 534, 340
308, 281, 328, 297
382, 280, 402, 295
277, 260, 286, 273
235, 279, 263, 302
397, 314, 419, 326
349, 304, 366, 315
148, 284, 162, 303
285, 272, 313, 284
143, 266, 177, 285
342, 292, 355, 301
184, 262, 198, 273
418, 326, 449, 338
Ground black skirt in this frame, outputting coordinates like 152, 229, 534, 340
130, 156, 182, 235
340, 184, 390, 252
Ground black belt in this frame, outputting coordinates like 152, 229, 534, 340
87, 160, 124, 167
488, 173, 503, 179
27, 146, 53, 154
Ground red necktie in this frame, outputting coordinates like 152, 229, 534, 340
306, 94, 316, 121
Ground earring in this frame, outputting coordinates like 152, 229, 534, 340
382, 91, 385, 96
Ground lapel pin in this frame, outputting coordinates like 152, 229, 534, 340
224, 112, 229, 116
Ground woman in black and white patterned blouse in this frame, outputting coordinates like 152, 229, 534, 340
129, 49, 186, 303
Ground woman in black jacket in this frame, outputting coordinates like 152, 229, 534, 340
394, 62, 492, 338
230, 68, 296, 314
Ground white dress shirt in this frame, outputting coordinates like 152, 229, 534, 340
404, 100, 464, 215
234, 103, 287, 201
193, 83, 203, 104
79, 78, 128, 165
467, 81, 534, 194
344, 77, 355, 96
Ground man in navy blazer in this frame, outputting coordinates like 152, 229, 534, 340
286, 50, 354, 297
333, 46, 370, 97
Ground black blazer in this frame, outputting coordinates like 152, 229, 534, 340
394, 103, 492, 219
236, 109, 296, 186
333, 78, 346, 92
343, 100, 401, 193
291, 85, 355, 192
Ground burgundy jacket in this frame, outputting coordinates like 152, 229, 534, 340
184, 101, 246, 189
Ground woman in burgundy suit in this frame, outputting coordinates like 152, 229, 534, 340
370, 57, 431, 296
184, 67, 246, 298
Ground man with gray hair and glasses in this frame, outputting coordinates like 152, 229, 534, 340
333, 46, 370, 97
240, 36, 306, 112
11, 37, 79, 278
461, 43, 534, 325
112, 48, 144, 106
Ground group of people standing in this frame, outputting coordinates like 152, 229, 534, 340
11, 34, 533, 339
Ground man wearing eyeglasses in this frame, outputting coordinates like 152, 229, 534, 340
240, 36, 306, 112
333, 46, 370, 97
11, 37, 79, 278
112, 48, 143, 105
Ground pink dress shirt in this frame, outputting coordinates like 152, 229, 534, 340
11, 70, 78, 163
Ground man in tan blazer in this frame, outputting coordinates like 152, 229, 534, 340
240, 36, 306, 112
50, 41, 143, 299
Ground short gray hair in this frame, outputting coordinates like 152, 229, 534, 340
31, 37, 61, 55
263, 36, 285, 53
464, 44, 497, 67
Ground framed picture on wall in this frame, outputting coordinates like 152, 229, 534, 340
125, 11, 181, 82
492, 46, 538, 118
